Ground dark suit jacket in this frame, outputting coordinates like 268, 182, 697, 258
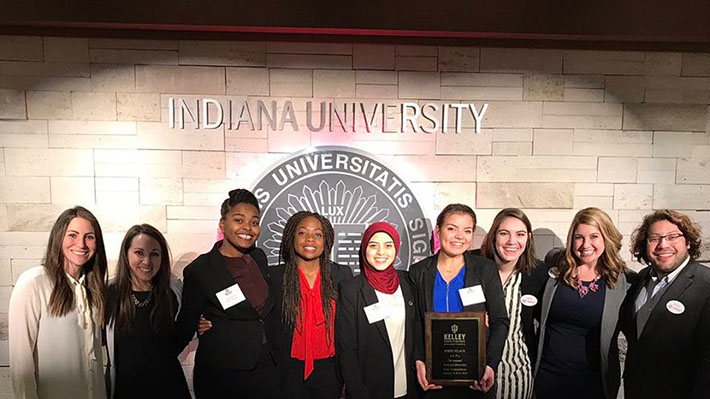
408, 252, 510, 370
336, 271, 422, 399
516, 259, 549, 365
269, 262, 353, 383
470, 249, 549, 365
174, 243, 280, 372
619, 260, 710, 399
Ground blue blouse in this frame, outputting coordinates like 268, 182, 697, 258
433, 267, 466, 312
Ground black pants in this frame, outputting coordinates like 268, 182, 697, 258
194, 345, 279, 399
284, 357, 343, 399
534, 368, 604, 399
424, 386, 484, 398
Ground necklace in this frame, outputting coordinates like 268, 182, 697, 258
131, 288, 153, 308
574, 276, 600, 298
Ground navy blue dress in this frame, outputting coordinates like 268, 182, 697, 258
535, 279, 606, 399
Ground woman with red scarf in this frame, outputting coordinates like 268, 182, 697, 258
336, 222, 422, 399
270, 211, 353, 398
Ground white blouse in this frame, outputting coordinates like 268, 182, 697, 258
375, 285, 407, 398
9, 266, 106, 399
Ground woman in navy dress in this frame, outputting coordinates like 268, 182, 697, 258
534, 207, 635, 399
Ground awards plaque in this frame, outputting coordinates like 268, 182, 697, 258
425, 311, 486, 386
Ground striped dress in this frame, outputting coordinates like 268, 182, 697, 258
494, 271, 533, 399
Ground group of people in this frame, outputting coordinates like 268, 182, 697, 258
8, 188, 710, 399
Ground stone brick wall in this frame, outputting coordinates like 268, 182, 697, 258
1, 35, 710, 396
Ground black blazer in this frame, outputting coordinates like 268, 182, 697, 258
619, 260, 710, 399
174, 243, 280, 372
408, 251, 510, 369
269, 262, 353, 369
516, 259, 549, 364
336, 271, 422, 399
471, 249, 549, 365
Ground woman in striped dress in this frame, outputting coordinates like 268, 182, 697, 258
479, 208, 548, 399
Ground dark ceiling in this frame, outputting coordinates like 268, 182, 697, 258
2, 0, 710, 51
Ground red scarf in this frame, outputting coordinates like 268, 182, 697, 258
360, 221, 400, 294
291, 269, 335, 379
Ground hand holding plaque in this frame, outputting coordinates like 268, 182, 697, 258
424, 311, 486, 386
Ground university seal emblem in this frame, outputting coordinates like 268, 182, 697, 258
251, 146, 430, 273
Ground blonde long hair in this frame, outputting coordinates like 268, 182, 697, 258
559, 207, 625, 289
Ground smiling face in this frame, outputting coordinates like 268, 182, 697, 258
572, 223, 605, 267
495, 217, 529, 267
127, 233, 162, 290
646, 219, 689, 276
61, 217, 97, 272
294, 216, 325, 263
219, 202, 260, 257
366, 232, 397, 271
437, 212, 474, 257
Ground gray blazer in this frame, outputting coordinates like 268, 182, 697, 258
533, 269, 633, 399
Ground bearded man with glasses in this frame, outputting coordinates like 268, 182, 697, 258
618, 209, 710, 399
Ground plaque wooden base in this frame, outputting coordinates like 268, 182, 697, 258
425, 311, 486, 386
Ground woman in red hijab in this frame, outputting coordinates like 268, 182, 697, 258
336, 222, 422, 399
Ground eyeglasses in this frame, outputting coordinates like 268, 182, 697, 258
646, 233, 684, 245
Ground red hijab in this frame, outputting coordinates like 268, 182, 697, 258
360, 221, 401, 294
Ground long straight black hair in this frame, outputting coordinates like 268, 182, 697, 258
110, 224, 175, 334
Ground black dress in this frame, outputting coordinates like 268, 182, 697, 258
114, 290, 191, 399
535, 279, 606, 399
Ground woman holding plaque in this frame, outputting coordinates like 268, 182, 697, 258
533, 207, 635, 399
9, 206, 108, 399
336, 221, 421, 399
409, 203, 509, 398
174, 189, 281, 399
479, 208, 548, 399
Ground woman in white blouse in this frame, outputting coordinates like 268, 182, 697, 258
9, 206, 108, 399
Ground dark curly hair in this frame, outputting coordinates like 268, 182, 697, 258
630, 209, 702, 265
220, 189, 260, 219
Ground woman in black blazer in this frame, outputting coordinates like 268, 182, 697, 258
337, 221, 422, 399
269, 211, 353, 398
409, 204, 509, 398
478, 208, 548, 399
174, 189, 281, 399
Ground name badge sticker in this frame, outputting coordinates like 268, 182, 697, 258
363, 302, 390, 324
459, 285, 486, 306
521, 294, 538, 307
215, 283, 246, 310
666, 300, 685, 315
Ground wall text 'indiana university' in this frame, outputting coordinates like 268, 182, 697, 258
167, 98, 489, 134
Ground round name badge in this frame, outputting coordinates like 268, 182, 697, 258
666, 300, 685, 315
520, 294, 538, 307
